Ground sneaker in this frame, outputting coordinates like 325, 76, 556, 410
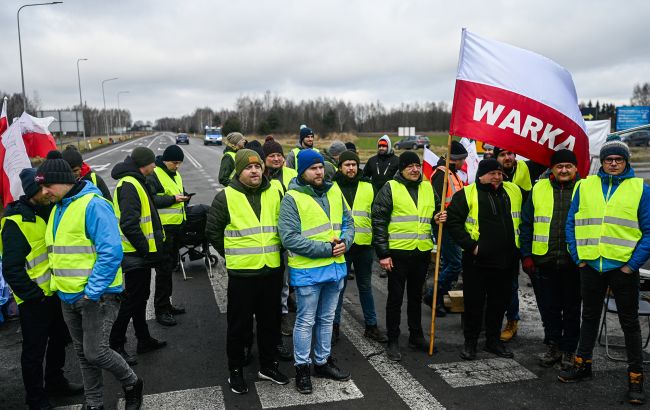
538, 343, 562, 368
560, 352, 575, 371
484, 340, 514, 358
228, 368, 248, 394
45, 377, 84, 396
258, 362, 290, 385
386, 339, 401, 362
295, 364, 312, 394
112, 345, 137, 366
627, 372, 645, 405
156, 313, 177, 326
557, 356, 593, 383
170, 305, 186, 315
281, 314, 293, 336
136, 337, 167, 354
277, 342, 293, 362
123, 377, 143, 410
314, 356, 350, 381
408, 331, 429, 352
460, 340, 477, 361
331, 323, 340, 346
500, 320, 518, 342
364, 325, 388, 343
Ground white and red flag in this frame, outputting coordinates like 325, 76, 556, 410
422, 146, 440, 181
449, 29, 589, 176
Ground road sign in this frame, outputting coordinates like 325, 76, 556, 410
616, 106, 650, 131
36, 110, 85, 134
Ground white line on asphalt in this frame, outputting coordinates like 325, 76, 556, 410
92, 163, 111, 172
117, 385, 225, 409
255, 378, 363, 409
209, 255, 228, 313
146, 269, 156, 320
183, 148, 203, 169
207, 178, 215, 182
340, 309, 445, 409
428, 357, 537, 388
85, 135, 157, 162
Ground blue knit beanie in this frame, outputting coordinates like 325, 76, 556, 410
19, 167, 40, 199
599, 135, 630, 163
297, 149, 324, 176
299, 127, 314, 144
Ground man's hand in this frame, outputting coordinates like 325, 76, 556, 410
434, 211, 447, 225
522, 256, 535, 276
332, 241, 346, 257
578, 262, 587, 268
621, 265, 633, 274
379, 257, 393, 272
175, 194, 189, 203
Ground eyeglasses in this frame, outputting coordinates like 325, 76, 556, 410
603, 157, 626, 164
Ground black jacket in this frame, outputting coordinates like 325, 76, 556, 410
111, 156, 165, 272
504, 160, 547, 202
333, 171, 373, 252
446, 182, 520, 270
363, 152, 400, 194
1, 197, 53, 303
371, 173, 428, 259
146, 156, 186, 233
218, 147, 237, 187
205, 175, 283, 277
82, 171, 112, 201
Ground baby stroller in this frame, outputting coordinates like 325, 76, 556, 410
178, 204, 217, 279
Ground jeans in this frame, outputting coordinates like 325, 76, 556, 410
505, 275, 521, 321
334, 246, 378, 327
437, 229, 462, 303
386, 252, 429, 340
61, 295, 137, 407
576, 265, 644, 373
538, 264, 581, 353
227, 270, 282, 369
281, 253, 290, 315
293, 278, 344, 366
110, 268, 152, 347
154, 230, 180, 315
19, 296, 69, 408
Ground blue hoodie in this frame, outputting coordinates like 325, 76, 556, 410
566, 166, 650, 272
50, 181, 124, 303
278, 178, 355, 286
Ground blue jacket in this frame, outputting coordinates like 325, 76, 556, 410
566, 167, 650, 272
278, 178, 355, 286
50, 181, 124, 303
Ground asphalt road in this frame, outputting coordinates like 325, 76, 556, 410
1, 132, 649, 409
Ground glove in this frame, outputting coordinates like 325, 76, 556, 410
522, 256, 535, 276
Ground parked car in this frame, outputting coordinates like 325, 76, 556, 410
176, 133, 190, 145
622, 130, 650, 147
394, 135, 430, 150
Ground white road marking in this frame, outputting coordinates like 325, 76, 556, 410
255, 378, 363, 409
117, 385, 225, 409
428, 357, 537, 388
92, 163, 111, 172
121, 149, 133, 153
207, 178, 215, 182
211, 183, 219, 187
85, 135, 156, 162
146, 269, 156, 320
209, 256, 228, 313
182, 148, 203, 169
340, 309, 445, 409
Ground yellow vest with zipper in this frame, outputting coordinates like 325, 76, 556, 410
271, 167, 298, 194
153, 166, 186, 226
512, 160, 532, 191
337, 180, 373, 246
291, 147, 320, 171
113, 176, 158, 253
531, 179, 554, 255
226, 151, 236, 179
387, 180, 434, 251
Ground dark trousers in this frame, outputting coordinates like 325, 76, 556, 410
110, 268, 152, 347
19, 296, 69, 407
576, 265, 644, 372
463, 263, 513, 343
386, 252, 429, 339
154, 230, 180, 315
538, 264, 581, 353
227, 270, 282, 370
529, 270, 550, 343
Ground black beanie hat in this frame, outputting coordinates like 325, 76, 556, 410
20, 168, 40, 198
550, 149, 578, 167
299, 127, 314, 144
476, 158, 503, 179
244, 140, 265, 159
62, 147, 83, 168
493, 146, 506, 157
35, 151, 76, 185
131, 147, 156, 167
345, 141, 357, 152
338, 150, 359, 166
262, 139, 284, 157
162, 145, 184, 162
450, 140, 468, 160
399, 151, 421, 171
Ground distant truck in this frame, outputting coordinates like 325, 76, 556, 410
204, 126, 223, 145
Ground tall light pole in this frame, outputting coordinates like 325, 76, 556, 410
116, 90, 129, 137
17, 2, 63, 112
101, 77, 118, 139
76, 58, 88, 148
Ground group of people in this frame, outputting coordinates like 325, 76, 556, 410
1, 143, 191, 409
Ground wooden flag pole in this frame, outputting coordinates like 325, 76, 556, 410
428, 134, 453, 356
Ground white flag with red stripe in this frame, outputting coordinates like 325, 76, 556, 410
422, 146, 440, 181
449, 29, 589, 176
0, 96, 11, 206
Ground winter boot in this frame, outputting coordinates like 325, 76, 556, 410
460, 340, 477, 361
557, 356, 593, 383
627, 371, 645, 405
538, 343, 562, 368
386, 339, 401, 361
500, 320, 518, 342
295, 364, 312, 394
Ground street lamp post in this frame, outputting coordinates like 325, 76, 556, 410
117, 90, 129, 138
76, 58, 88, 148
101, 77, 118, 139
17, 2, 64, 112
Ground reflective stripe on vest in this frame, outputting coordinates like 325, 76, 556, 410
0, 214, 53, 304
286, 184, 345, 268
226, 151, 236, 179
114, 176, 157, 253
337, 180, 373, 245
512, 160, 532, 191
431, 166, 464, 208
153, 166, 186, 225
223, 187, 281, 269
387, 180, 434, 251
463, 181, 522, 248
531, 179, 553, 255
292, 147, 320, 171
575, 175, 643, 262
45, 193, 122, 294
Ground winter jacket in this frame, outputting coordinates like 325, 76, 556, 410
48, 181, 124, 303
332, 170, 373, 252
371, 173, 432, 259
520, 175, 578, 267
321, 151, 338, 181
285, 144, 320, 170
278, 177, 355, 286
446, 181, 520, 270
1, 197, 52, 303
111, 156, 166, 273
80, 166, 112, 201
503, 160, 548, 202
430, 157, 465, 210
363, 153, 400, 194
267, 167, 293, 193
205, 176, 283, 277
218, 146, 237, 187
566, 166, 650, 272
146, 156, 186, 234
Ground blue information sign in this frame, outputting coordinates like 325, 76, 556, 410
616, 106, 650, 131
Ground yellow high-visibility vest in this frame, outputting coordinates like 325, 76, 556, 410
512, 160, 532, 191
291, 147, 320, 171
153, 166, 186, 226
387, 180, 434, 251
337, 180, 373, 246
270, 167, 298, 194
226, 151, 236, 179
531, 179, 554, 255
114, 176, 157, 253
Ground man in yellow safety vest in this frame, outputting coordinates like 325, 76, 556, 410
218, 132, 247, 187
285, 126, 319, 170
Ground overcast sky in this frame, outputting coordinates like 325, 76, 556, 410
1, 0, 649, 122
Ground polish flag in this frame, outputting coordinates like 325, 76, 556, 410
449, 29, 589, 176
422, 146, 440, 181
0, 97, 10, 205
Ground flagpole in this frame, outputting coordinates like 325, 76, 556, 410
429, 133, 453, 356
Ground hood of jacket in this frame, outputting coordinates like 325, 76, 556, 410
111, 156, 146, 183
393, 170, 422, 188
155, 155, 176, 177
3, 196, 39, 222
597, 164, 635, 182
378, 135, 393, 155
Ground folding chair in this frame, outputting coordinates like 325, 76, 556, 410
597, 290, 650, 363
